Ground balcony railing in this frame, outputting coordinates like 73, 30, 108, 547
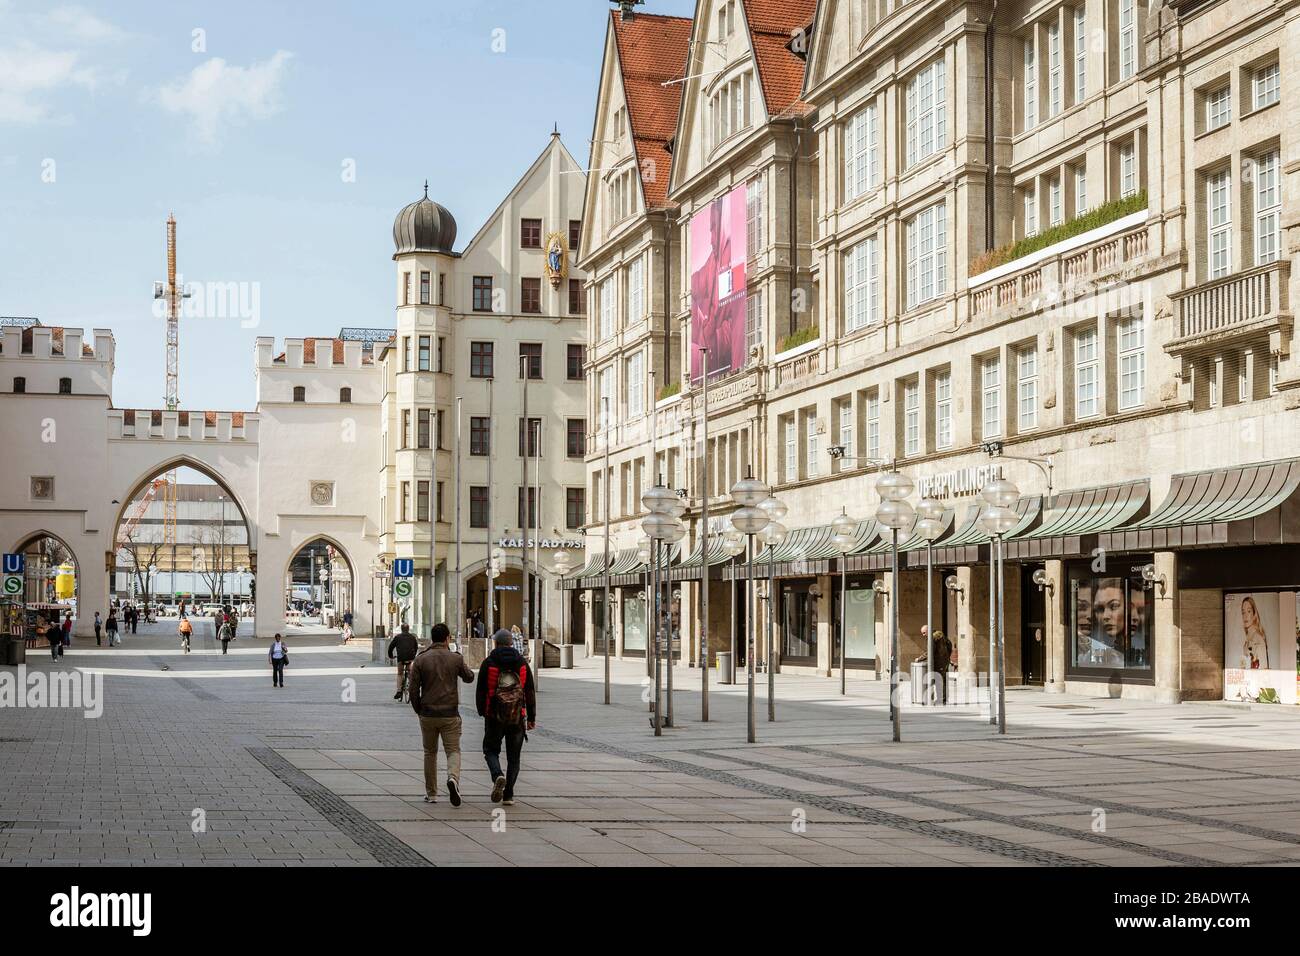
1170, 260, 1290, 344
774, 349, 819, 387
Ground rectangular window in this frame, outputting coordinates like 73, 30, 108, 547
567, 343, 586, 381
520, 277, 542, 314
1075, 327, 1099, 418
438, 273, 445, 306
746, 178, 764, 255
1117, 313, 1145, 410
804, 411, 819, 479
567, 418, 586, 458
436, 409, 445, 450
626, 351, 644, 419
568, 278, 585, 315
517, 488, 537, 529
402, 336, 411, 372
437, 482, 445, 523
783, 416, 797, 481
403, 272, 411, 306
745, 292, 763, 359
520, 342, 542, 380
518, 417, 541, 458
934, 370, 952, 450
903, 380, 921, 457
1074, 163, 1088, 216
418, 335, 431, 371
417, 480, 430, 522
844, 235, 880, 332
1118, 0, 1136, 81
470, 341, 494, 378
981, 356, 1002, 438
520, 218, 541, 248
400, 481, 411, 522
1023, 184, 1038, 237
1048, 22, 1062, 117
419, 271, 431, 305
1253, 62, 1280, 110
566, 488, 585, 530
844, 102, 879, 201
569, 219, 582, 256
1049, 175, 1063, 228
599, 276, 615, 340
417, 408, 430, 449
1120, 142, 1137, 198
1023, 38, 1037, 129
905, 58, 947, 168
400, 409, 411, 449
1207, 167, 1232, 279
470, 416, 490, 456
1017, 347, 1038, 431
1073, 7, 1086, 102
906, 202, 947, 310
866, 392, 881, 460
437, 336, 446, 372
625, 256, 644, 324
598, 368, 613, 428
470, 487, 490, 529
472, 276, 493, 312
1206, 85, 1230, 131
836, 397, 853, 461
1255, 150, 1281, 265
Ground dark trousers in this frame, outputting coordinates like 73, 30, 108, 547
482, 718, 525, 797
95, 628, 102, 646
934, 664, 950, 704
272, 659, 285, 686
49, 641, 60, 661
221, 640, 230, 655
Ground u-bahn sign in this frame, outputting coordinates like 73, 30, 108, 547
2, 553, 24, 575
392, 558, 414, 578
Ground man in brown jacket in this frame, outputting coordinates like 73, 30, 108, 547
408, 622, 475, 805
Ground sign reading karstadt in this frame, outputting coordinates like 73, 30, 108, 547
496, 538, 584, 550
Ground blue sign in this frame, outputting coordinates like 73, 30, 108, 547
2, 553, 24, 574
393, 559, 414, 578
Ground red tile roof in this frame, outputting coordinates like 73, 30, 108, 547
610, 11, 693, 210
742, 0, 817, 117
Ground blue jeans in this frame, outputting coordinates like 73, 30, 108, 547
482, 719, 525, 797
272, 658, 285, 685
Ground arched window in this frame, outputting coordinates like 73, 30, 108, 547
12, 377, 25, 393
293, 386, 306, 402
339, 387, 352, 403
59, 377, 72, 394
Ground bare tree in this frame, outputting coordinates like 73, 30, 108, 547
118, 526, 165, 611
194, 514, 233, 603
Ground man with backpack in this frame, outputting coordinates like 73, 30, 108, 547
408, 623, 475, 805
475, 629, 536, 806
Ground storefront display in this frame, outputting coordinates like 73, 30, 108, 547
622, 589, 647, 655
1067, 563, 1153, 677
1223, 591, 1299, 704
842, 584, 876, 663
780, 580, 817, 663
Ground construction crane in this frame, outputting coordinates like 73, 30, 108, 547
117, 478, 169, 546
151, 215, 189, 594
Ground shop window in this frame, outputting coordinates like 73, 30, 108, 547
1067, 562, 1153, 678
780, 581, 819, 663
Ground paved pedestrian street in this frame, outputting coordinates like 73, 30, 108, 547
4, 620, 1300, 868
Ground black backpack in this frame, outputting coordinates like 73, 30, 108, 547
493, 666, 526, 724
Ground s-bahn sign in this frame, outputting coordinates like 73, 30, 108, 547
916, 464, 1004, 501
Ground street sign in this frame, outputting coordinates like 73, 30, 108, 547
2, 553, 24, 575
3, 575, 22, 596
387, 602, 398, 615
393, 558, 414, 578
393, 579, 413, 599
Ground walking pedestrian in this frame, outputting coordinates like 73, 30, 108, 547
60, 612, 73, 655
37, 615, 58, 661
475, 629, 536, 806
340, 620, 353, 645
269, 634, 288, 687
129, 603, 139, 634
408, 622, 475, 805
387, 623, 419, 701
218, 617, 234, 654
93, 611, 102, 647
105, 610, 119, 647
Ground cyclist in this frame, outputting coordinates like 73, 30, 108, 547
387, 623, 419, 701
178, 614, 193, 654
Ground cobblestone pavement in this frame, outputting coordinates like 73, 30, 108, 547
4, 620, 1300, 866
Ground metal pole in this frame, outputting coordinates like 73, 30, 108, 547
767, 545, 775, 721
486, 379, 495, 641
520, 354, 530, 641
926, 541, 934, 706
890, 527, 901, 743
602, 396, 611, 705
729, 553, 737, 675
988, 542, 997, 725
997, 534, 1007, 734
533, 439, 541, 642
699, 346, 710, 721
652, 537, 662, 736
839, 559, 847, 696
454, 396, 463, 642
665, 541, 674, 728
747, 535, 756, 744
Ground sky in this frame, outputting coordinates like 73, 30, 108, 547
0, 0, 696, 411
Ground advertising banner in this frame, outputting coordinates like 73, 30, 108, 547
689, 186, 748, 383
1223, 591, 1299, 704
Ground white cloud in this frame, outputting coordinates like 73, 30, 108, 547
155, 51, 293, 145
41, 5, 127, 43
0, 42, 100, 122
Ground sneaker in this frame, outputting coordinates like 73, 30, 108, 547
502, 797, 515, 807
447, 777, 461, 808
423, 795, 437, 804
392, 692, 402, 700
490, 775, 507, 803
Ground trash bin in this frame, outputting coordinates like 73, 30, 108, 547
560, 644, 574, 669
910, 661, 926, 704
7, 636, 25, 666
716, 651, 734, 685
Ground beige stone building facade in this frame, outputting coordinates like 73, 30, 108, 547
572, 0, 1300, 705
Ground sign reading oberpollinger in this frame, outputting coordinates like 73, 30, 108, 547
916, 464, 1004, 501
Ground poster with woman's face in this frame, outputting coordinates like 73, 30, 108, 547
1223, 592, 1297, 704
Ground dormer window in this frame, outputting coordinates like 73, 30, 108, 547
710, 71, 754, 149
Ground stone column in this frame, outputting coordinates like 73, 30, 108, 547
816, 574, 832, 676
1044, 559, 1067, 693
1153, 550, 1180, 704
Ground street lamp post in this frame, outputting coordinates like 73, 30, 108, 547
642, 486, 683, 736
723, 528, 745, 681
875, 470, 915, 743
552, 549, 573, 668
915, 497, 945, 705
831, 508, 856, 696
698, 346, 711, 721
757, 496, 787, 722
730, 475, 770, 744
601, 395, 611, 705
980, 478, 1020, 735
636, 536, 653, 715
